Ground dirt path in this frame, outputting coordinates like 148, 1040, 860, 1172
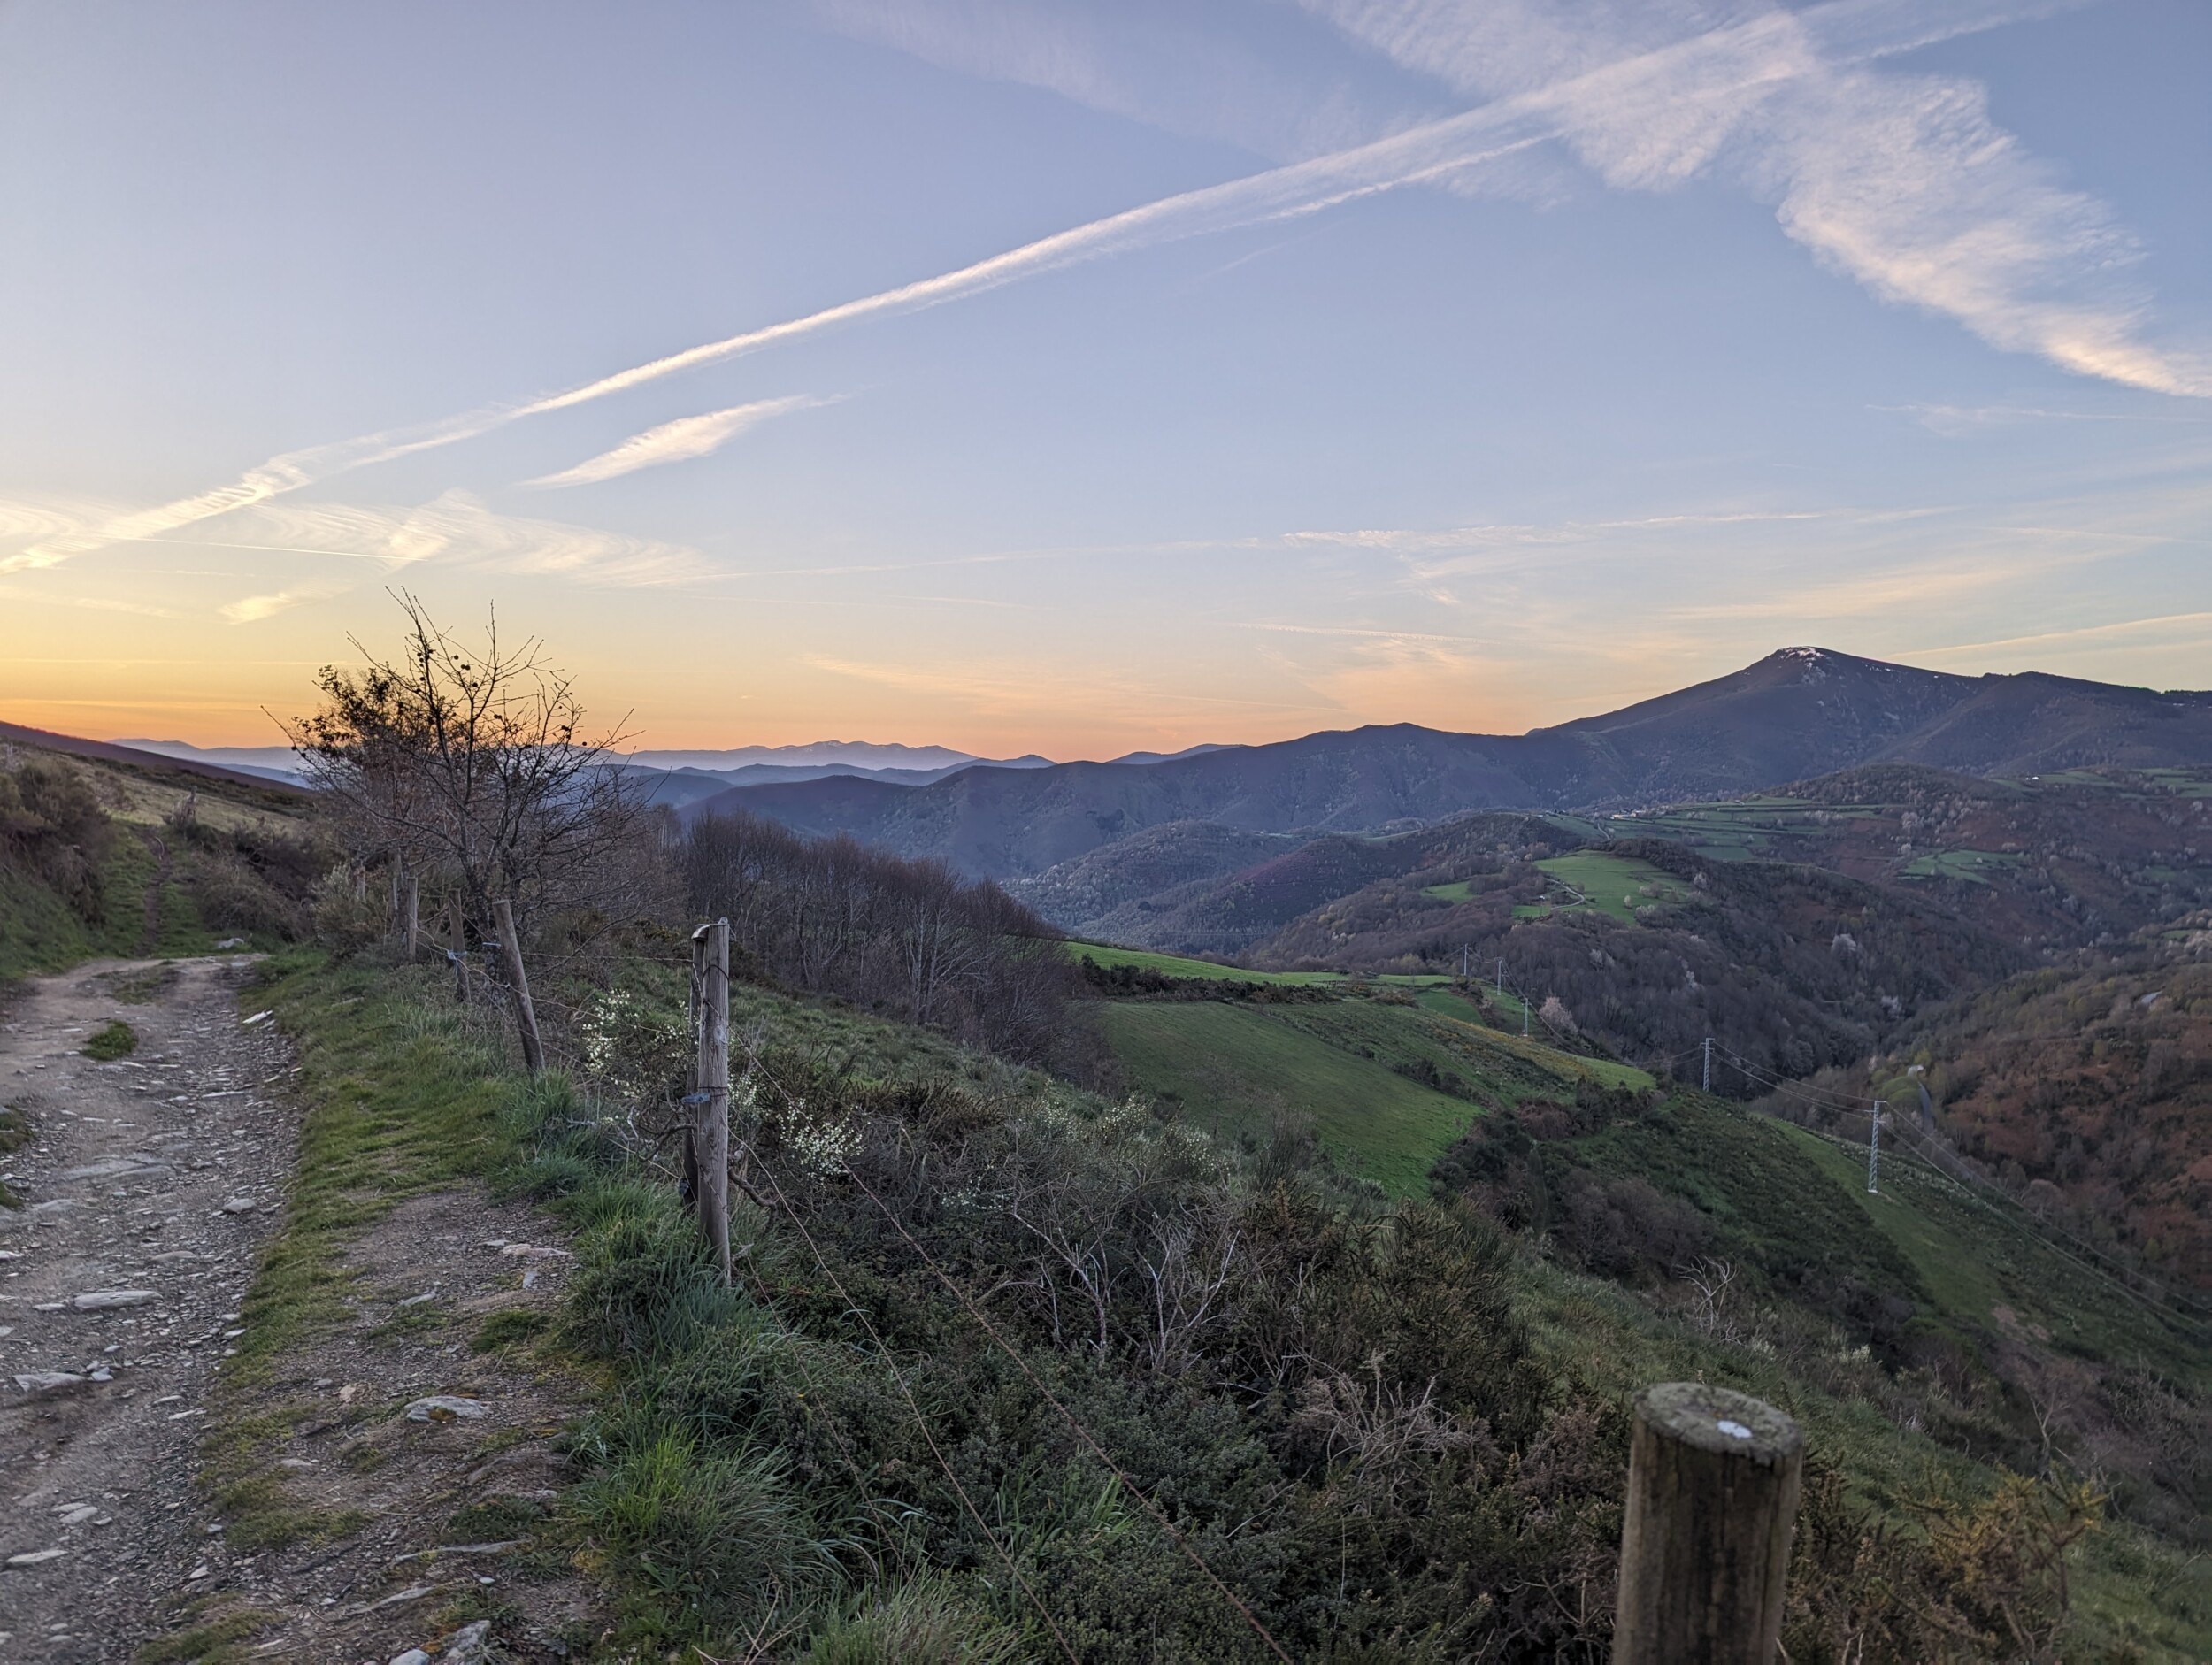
0, 955, 294, 1655
0, 957, 601, 1662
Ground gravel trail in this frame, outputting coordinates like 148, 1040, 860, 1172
0, 955, 294, 1656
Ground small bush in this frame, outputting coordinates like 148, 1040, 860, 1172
0, 756, 113, 920
308, 868, 387, 953
188, 856, 307, 942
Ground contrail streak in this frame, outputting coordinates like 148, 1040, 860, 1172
3, 0, 2055, 576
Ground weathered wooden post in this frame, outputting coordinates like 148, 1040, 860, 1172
491, 898, 545, 1076
448, 895, 471, 1005
691, 918, 732, 1285
1613, 1382, 1803, 1665
402, 872, 420, 962
680, 932, 703, 1207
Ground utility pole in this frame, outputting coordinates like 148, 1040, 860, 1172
1459, 943, 1471, 982
1496, 956, 1505, 998
1867, 1100, 1884, 1194
1702, 1036, 1712, 1093
1523, 993, 1530, 1038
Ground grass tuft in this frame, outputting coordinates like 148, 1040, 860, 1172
83, 1018, 138, 1060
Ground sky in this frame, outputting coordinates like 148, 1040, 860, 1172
1, 0, 2207, 760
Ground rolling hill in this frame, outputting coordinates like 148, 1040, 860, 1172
688, 648, 2212, 879
0, 727, 321, 978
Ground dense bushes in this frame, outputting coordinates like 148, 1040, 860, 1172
0, 756, 113, 920
170, 803, 327, 941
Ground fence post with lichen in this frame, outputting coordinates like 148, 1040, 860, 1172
1613, 1381, 1803, 1665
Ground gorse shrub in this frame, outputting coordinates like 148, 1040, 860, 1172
0, 756, 112, 920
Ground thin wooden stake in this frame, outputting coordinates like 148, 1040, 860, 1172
402, 873, 420, 962
449, 895, 470, 1004
492, 898, 544, 1076
680, 933, 703, 1207
692, 917, 732, 1285
1613, 1382, 1802, 1665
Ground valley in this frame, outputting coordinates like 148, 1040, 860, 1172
4, 638, 2211, 1661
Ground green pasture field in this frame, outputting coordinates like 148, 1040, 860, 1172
1096, 1001, 1480, 1194
1501, 850, 1703, 925
1281, 998, 1649, 1093
1097, 994, 1649, 1195
1897, 848, 2025, 885
1068, 942, 1344, 985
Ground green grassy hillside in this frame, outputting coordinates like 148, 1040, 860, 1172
1099, 992, 1647, 1194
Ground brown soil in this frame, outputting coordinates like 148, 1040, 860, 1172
0, 958, 602, 1662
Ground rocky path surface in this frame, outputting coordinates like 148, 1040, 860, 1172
0, 955, 294, 1656
0, 957, 600, 1663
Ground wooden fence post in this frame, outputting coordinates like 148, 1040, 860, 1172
692, 918, 732, 1285
402, 873, 420, 962
680, 932, 703, 1207
449, 896, 470, 1005
1613, 1382, 1803, 1665
491, 898, 545, 1076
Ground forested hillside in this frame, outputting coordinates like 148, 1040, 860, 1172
1759, 923, 2212, 1294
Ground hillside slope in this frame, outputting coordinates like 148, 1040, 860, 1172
0, 732, 322, 978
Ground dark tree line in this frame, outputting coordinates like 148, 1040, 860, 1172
681, 808, 1092, 1072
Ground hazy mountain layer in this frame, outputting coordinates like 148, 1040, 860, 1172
693, 648, 2212, 879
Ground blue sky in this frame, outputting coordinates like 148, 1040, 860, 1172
1, 0, 2206, 756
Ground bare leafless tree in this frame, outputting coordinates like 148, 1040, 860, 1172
284, 592, 652, 948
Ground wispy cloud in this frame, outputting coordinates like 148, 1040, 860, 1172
1914, 610, 2212, 658
1306, 0, 2206, 396
1881, 402, 2212, 437
807, 0, 1423, 163
14, 0, 2187, 579
0, 489, 713, 589
220, 587, 339, 625
528, 395, 836, 487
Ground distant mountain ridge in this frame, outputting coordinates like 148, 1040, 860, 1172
689, 648, 2212, 879
111, 738, 1064, 802
626, 741, 1054, 773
